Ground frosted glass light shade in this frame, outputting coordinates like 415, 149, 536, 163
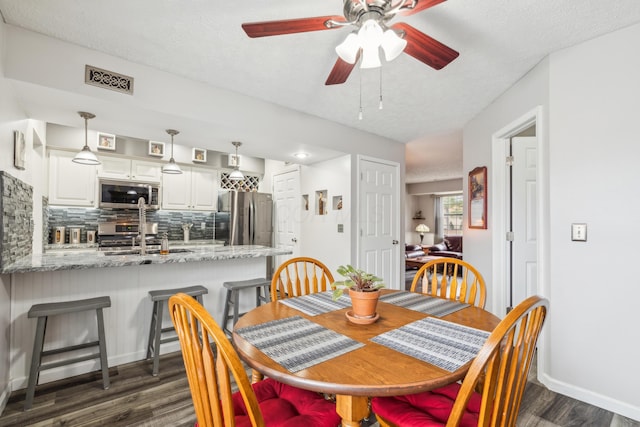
360, 47, 381, 69
381, 29, 407, 61
335, 33, 359, 64
162, 158, 182, 174
229, 168, 244, 181
72, 146, 100, 165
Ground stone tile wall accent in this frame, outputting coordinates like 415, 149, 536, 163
43, 196, 49, 248
0, 172, 34, 267
47, 207, 215, 243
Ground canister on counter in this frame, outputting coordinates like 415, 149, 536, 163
53, 226, 66, 245
70, 227, 81, 244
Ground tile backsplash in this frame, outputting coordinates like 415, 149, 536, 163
47, 207, 215, 243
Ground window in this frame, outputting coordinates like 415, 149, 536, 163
437, 194, 463, 236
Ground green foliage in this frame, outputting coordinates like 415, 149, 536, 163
331, 265, 385, 300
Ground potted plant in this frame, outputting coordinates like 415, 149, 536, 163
332, 265, 385, 321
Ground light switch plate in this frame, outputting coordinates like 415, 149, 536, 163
571, 223, 587, 241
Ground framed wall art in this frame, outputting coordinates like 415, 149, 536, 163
14, 130, 25, 170
468, 166, 487, 229
192, 148, 207, 163
97, 132, 116, 151
148, 141, 165, 157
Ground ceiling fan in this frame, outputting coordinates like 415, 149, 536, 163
241, 0, 459, 85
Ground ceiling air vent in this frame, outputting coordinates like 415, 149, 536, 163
85, 65, 134, 95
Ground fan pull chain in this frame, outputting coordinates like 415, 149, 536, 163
379, 67, 383, 110
358, 70, 363, 120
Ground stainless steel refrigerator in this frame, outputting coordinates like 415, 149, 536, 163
215, 190, 273, 247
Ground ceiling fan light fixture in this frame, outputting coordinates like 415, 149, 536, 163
358, 19, 383, 49
336, 32, 359, 64
381, 29, 407, 61
72, 111, 101, 165
360, 47, 381, 69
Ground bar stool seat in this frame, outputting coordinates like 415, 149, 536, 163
222, 278, 270, 337
147, 285, 208, 376
25, 296, 111, 411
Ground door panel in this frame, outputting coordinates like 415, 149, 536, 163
359, 158, 400, 289
511, 136, 537, 306
273, 170, 300, 270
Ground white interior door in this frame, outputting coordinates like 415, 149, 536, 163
358, 157, 401, 289
273, 170, 300, 270
510, 136, 538, 307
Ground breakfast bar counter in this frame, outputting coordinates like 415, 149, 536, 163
4, 244, 291, 394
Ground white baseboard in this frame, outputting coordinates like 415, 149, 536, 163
540, 372, 640, 422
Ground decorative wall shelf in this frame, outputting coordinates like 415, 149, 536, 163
315, 190, 327, 215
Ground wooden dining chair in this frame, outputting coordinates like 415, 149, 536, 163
371, 295, 549, 427
168, 293, 341, 427
270, 257, 335, 301
410, 258, 487, 308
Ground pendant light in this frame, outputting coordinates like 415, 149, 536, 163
229, 141, 245, 181
72, 111, 101, 165
162, 129, 182, 174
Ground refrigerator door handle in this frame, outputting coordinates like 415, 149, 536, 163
249, 196, 255, 244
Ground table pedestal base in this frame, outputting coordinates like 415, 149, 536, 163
336, 394, 370, 427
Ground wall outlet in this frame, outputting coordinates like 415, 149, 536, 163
200, 222, 206, 230
337, 224, 343, 233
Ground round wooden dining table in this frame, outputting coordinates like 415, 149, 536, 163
232, 290, 500, 427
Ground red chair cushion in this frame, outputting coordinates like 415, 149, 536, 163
371, 383, 481, 427
233, 378, 341, 427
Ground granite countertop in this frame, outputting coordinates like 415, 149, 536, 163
2, 244, 291, 274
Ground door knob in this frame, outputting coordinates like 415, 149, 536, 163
392, 240, 399, 244
292, 238, 298, 243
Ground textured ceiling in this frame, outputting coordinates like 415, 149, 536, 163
1, 0, 640, 182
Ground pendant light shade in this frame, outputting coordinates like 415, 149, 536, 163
162, 129, 182, 174
72, 111, 101, 165
229, 141, 245, 181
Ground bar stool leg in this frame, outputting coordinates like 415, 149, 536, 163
231, 290, 240, 331
96, 307, 110, 389
25, 316, 47, 410
152, 301, 164, 376
222, 289, 232, 336
146, 301, 158, 360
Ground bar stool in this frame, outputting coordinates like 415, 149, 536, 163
25, 296, 111, 411
147, 285, 208, 376
222, 278, 270, 337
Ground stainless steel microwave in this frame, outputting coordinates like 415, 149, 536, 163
98, 179, 160, 209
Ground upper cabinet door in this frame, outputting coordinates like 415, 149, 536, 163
131, 160, 162, 183
162, 170, 191, 210
98, 158, 161, 183
48, 150, 97, 207
191, 168, 218, 210
97, 157, 131, 179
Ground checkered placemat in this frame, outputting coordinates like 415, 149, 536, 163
235, 316, 364, 372
379, 291, 469, 317
278, 291, 352, 316
371, 317, 490, 372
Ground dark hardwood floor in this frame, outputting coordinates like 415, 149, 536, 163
1, 349, 638, 426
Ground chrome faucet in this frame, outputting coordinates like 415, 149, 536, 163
137, 197, 147, 255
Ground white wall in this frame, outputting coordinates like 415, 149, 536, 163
300, 155, 351, 276
464, 22, 640, 421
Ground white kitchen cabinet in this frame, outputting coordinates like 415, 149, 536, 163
162, 167, 218, 210
48, 150, 97, 207
98, 157, 161, 182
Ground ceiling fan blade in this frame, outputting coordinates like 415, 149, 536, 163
325, 57, 358, 85
392, 22, 459, 70
242, 16, 345, 38
398, 0, 447, 16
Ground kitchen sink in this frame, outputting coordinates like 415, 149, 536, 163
103, 248, 194, 256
